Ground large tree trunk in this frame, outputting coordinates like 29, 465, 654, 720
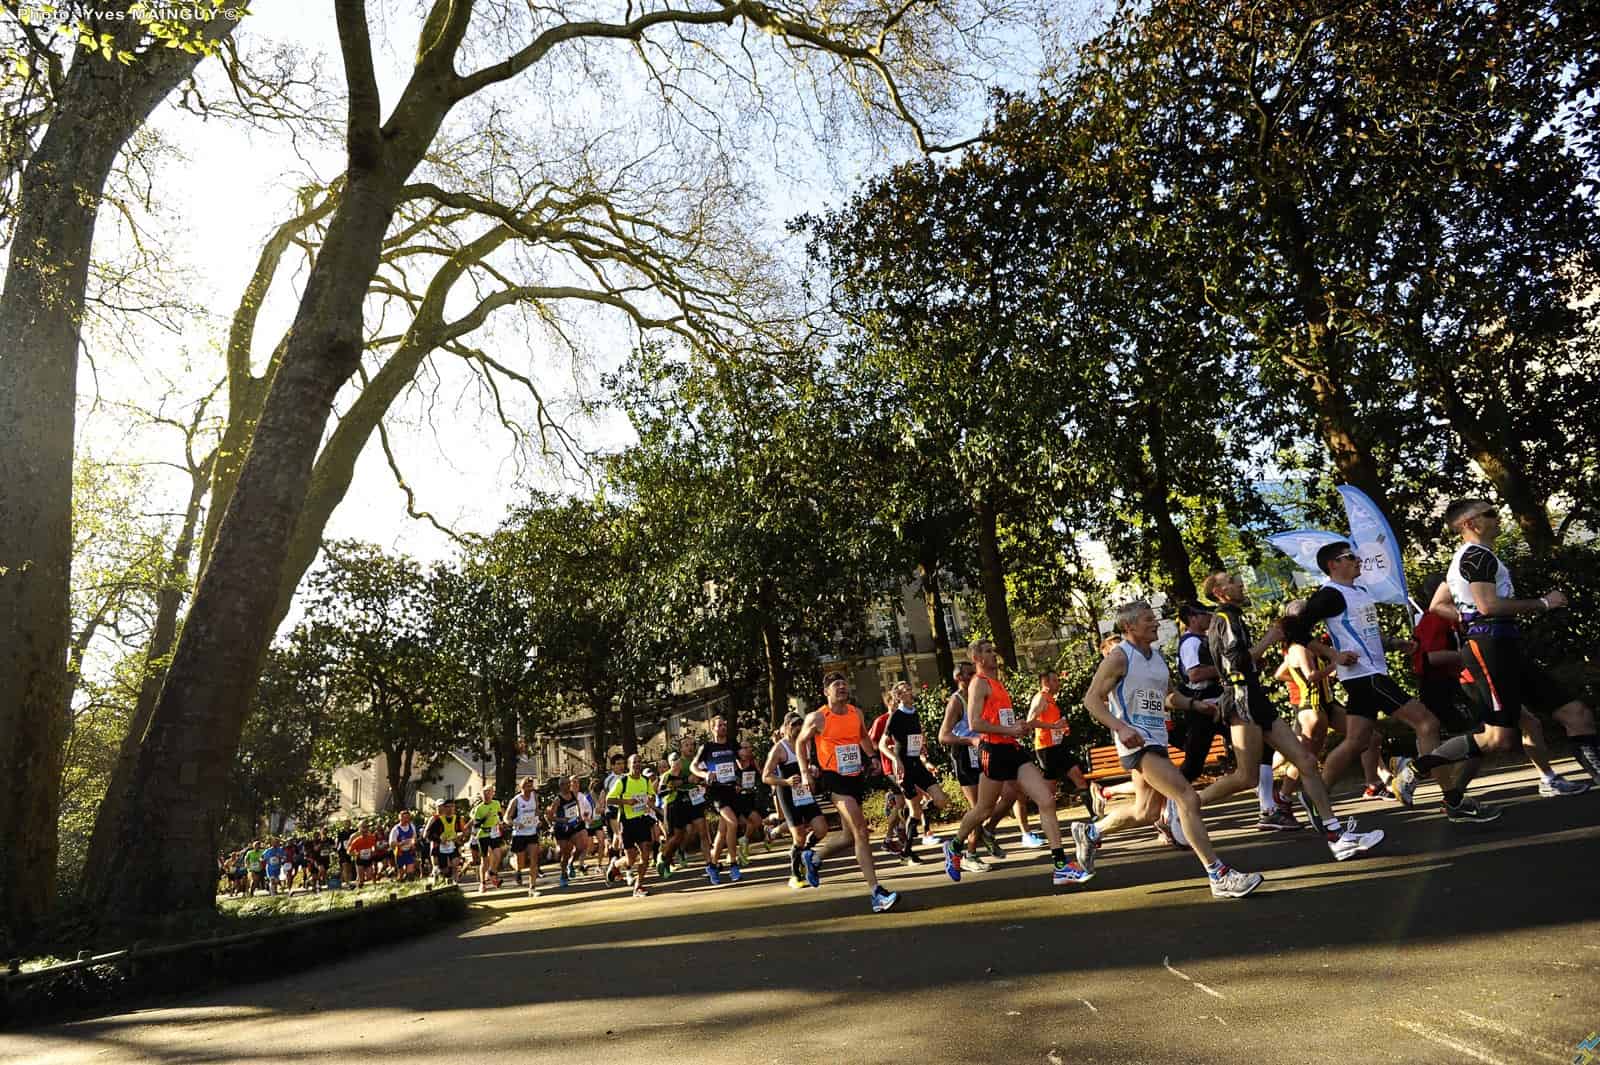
493, 702, 519, 797
82, 450, 213, 885
1260, 184, 1395, 523
618, 697, 638, 757
81, 0, 470, 923
1138, 406, 1199, 603
972, 494, 1018, 667
919, 550, 956, 690
592, 697, 610, 767
0, 15, 231, 940
759, 607, 789, 728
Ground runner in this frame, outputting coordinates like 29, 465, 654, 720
1071, 600, 1264, 898
385, 810, 418, 882
877, 679, 952, 859
244, 840, 265, 896
798, 673, 899, 911
546, 776, 594, 888
935, 661, 996, 871
656, 740, 713, 878
507, 776, 544, 896
469, 786, 507, 892
692, 716, 745, 883
1026, 668, 1095, 829
345, 826, 376, 888
941, 640, 1088, 887
426, 800, 467, 885
599, 753, 627, 879
1297, 542, 1494, 823
1416, 570, 1589, 798
1194, 571, 1385, 860
868, 698, 913, 861
607, 753, 659, 898
733, 742, 767, 866
764, 712, 830, 888
1410, 501, 1600, 800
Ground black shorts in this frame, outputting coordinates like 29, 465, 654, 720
511, 833, 540, 852
1224, 679, 1279, 730
1462, 635, 1575, 727
1119, 745, 1169, 772
354, 856, 374, 868
1036, 744, 1085, 781
951, 748, 982, 788
553, 822, 586, 843
620, 817, 654, 848
1340, 673, 1411, 720
980, 742, 1028, 781
707, 785, 739, 812
432, 843, 461, 864
478, 835, 504, 852
667, 799, 700, 831
819, 769, 865, 802
776, 787, 820, 827
732, 793, 758, 818
899, 759, 937, 797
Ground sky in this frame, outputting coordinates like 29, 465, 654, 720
69, 1, 1102, 644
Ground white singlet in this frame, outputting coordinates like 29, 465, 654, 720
1110, 639, 1170, 756
1322, 580, 1388, 681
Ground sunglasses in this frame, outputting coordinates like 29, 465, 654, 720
1332, 552, 1360, 564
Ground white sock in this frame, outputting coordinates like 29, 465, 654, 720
1257, 766, 1276, 812
1542, 771, 1560, 782
1166, 798, 1188, 847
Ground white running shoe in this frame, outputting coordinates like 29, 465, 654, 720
1018, 831, 1047, 849
1071, 821, 1097, 874
1329, 818, 1385, 861
1393, 757, 1420, 807
871, 886, 899, 913
964, 854, 990, 873
1209, 867, 1264, 899
1539, 775, 1593, 797
919, 833, 942, 848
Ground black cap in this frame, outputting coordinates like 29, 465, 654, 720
1178, 602, 1213, 621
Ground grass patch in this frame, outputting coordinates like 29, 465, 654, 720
217, 880, 435, 922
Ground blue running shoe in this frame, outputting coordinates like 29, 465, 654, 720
942, 840, 962, 882
728, 863, 742, 883
1052, 861, 1093, 887
801, 847, 820, 888
871, 886, 899, 913
705, 863, 721, 885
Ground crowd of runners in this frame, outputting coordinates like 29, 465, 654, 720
223, 497, 1600, 912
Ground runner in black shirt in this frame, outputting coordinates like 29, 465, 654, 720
692, 716, 744, 883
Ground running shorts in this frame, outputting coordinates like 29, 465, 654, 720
1223, 678, 1279, 730
951, 748, 982, 788
707, 785, 739, 812
1340, 674, 1411, 720
553, 821, 585, 843
1119, 745, 1169, 772
980, 742, 1027, 781
732, 793, 757, 818
667, 799, 700, 831
899, 759, 937, 797
1036, 744, 1085, 781
775, 787, 819, 827
1462, 635, 1574, 727
819, 769, 865, 802
395, 850, 416, 868
620, 817, 654, 848
511, 833, 540, 852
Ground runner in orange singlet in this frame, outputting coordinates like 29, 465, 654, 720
797, 672, 900, 913
943, 641, 1089, 887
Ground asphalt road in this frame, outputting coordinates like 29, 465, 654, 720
7, 761, 1599, 1065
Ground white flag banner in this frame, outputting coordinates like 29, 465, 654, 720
1266, 530, 1346, 577
1336, 485, 1410, 607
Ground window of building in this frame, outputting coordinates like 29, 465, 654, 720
352, 778, 362, 810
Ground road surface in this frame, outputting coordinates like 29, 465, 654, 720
7, 761, 1599, 1065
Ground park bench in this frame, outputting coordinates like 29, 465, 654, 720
1084, 733, 1229, 784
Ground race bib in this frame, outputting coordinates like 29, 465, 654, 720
998, 708, 1016, 728
358, 848, 373, 859
834, 743, 863, 775
967, 746, 980, 767
563, 802, 580, 822
630, 796, 651, 816
741, 770, 757, 789
689, 786, 706, 805
439, 842, 455, 855
515, 813, 538, 831
905, 734, 923, 758
1132, 690, 1165, 728
488, 826, 501, 840
715, 762, 736, 784
791, 782, 813, 803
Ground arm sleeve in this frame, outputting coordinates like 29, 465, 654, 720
1300, 586, 1347, 624
1458, 546, 1499, 584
